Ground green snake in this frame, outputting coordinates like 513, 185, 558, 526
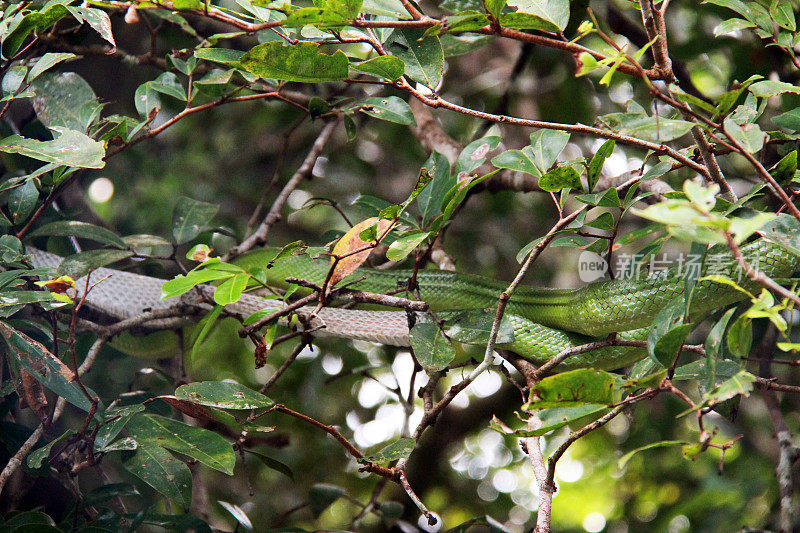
28, 239, 799, 369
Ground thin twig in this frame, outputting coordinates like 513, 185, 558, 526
226, 118, 342, 259
723, 232, 800, 308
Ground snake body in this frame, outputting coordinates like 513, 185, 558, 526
27, 239, 799, 369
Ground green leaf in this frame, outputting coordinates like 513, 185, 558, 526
0, 129, 105, 169
67, 7, 116, 46
95, 404, 145, 451
2, 4, 70, 58
6, 179, 38, 224
30, 72, 101, 134
127, 413, 235, 475
282, 7, 348, 27
27, 53, 75, 83
161, 268, 233, 299
122, 444, 192, 508
188, 304, 224, 361
772, 107, 800, 132
647, 301, 693, 367
575, 188, 621, 208
351, 55, 405, 81
748, 80, 800, 97
491, 147, 539, 176
194, 48, 245, 64
724, 116, 766, 153
0, 322, 93, 412
530, 369, 617, 408
435, 172, 495, 230
386, 28, 445, 88
770, 150, 797, 185
240, 42, 349, 83
455, 135, 500, 176
575, 51, 601, 77
777, 341, 800, 352
309, 483, 347, 517
2, 65, 27, 97
703, 307, 737, 388
246, 450, 294, 480
80, 483, 140, 509
0, 510, 58, 529
213, 272, 250, 305
101, 437, 138, 452
409, 321, 456, 372
362, 0, 408, 16
588, 139, 614, 192
172, 196, 219, 244
175, 381, 274, 409
728, 316, 753, 358
519, 404, 608, 435
714, 17, 755, 36
538, 166, 581, 192
218, 501, 253, 532
530, 129, 570, 172
0, 235, 24, 262
484, 0, 506, 18
27, 429, 77, 468
498, 12, 559, 31
358, 96, 416, 125
618, 441, 687, 469
441, 11, 490, 32
771, 0, 795, 30
56, 249, 134, 278
682, 370, 757, 414
504, 0, 568, 31
516, 235, 548, 263
672, 359, 741, 382
344, 114, 357, 141
760, 213, 800, 255
386, 231, 430, 260
0, 291, 57, 309
131, 512, 212, 533
550, 235, 592, 247
364, 438, 415, 463
147, 72, 186, 102
601, 109, 695, 142
417, 151, 455, 225
586, 212, 615, 231
29, 221, 126, 248
445, 308, 515, 344
314, 0, 363, 18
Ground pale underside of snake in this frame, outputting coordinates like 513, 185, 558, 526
26, 239, 800, 370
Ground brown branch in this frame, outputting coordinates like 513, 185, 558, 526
406, 85, 713, 180
238, 293, 319, 337
721, 123, 800, 221
266, 404, 398, 480
105, 92, 304, 159
754, 326, 796, 532
286, 278, 429, 312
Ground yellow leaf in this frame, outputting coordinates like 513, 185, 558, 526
329, 217, 394, 286
35, 275, 75, 294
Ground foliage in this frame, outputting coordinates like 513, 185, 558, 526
0, 0, 800, 531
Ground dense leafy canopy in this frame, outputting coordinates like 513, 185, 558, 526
1, 0, 800, 531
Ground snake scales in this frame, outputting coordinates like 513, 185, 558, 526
27, 239, 799, 369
